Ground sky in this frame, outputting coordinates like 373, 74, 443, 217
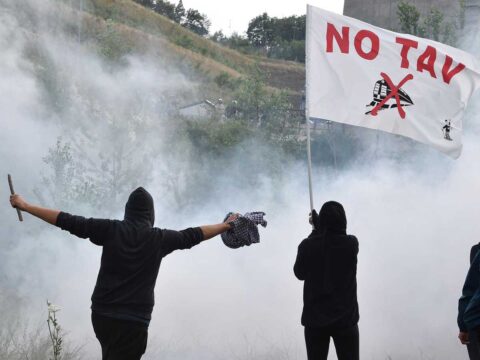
181, 0, 345, 35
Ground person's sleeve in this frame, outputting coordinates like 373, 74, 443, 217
160, 227, 204, 257
471, 245, 480, 265
459, 295, 470, 332
55, 212, 113, 246
458, 261, 477, 331
351, 236, 359, 255
294, 240, 309, 281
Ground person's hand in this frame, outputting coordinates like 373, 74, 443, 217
226, 213, 240, 223
9, 194, 28, 211
225, 213, 240, 228
309, 210, 319, 229
459, 331, 470, 345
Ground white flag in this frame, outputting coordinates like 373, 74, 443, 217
306, 5, 480, 158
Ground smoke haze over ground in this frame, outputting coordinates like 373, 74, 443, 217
1, 0, 480, 359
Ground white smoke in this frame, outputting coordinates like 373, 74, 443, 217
1, 1, 480, 359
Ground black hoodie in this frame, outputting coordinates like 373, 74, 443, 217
294, 201, 359, 329
56, 187, 203, 323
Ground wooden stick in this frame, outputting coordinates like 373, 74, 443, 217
7, 174, 23, 222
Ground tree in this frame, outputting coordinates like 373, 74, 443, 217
153, 0, 175, 21
134, 0, 154, 9
184, 9, 210, 36
271, 15, 306, 42
245, 13, 306, 60
223, 32, 251, 53
173, 0, 186, 24
442, 21, 456, 45
247, 13, 274, 50
424, 8, 444, 41
397, 1, 421, 35
39, 138, 76, 208
396, 2, 456, 45
459, 0, 466, 29
269, 39, 305, 62
210, 30, 227, 43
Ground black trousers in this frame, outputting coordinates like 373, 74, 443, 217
304, 324, 359, 360
468, 330, 480, 360
92, 312, 148, 360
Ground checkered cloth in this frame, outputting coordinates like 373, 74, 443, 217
221, 212, 267, 249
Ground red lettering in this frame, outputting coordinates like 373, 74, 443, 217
417, 46, 437, 78
396, 37, 418, 69
442, 55, 466, 84
326, 23, 349, 54
354, 30, 380, 60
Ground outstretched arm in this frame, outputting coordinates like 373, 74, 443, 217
10, 194, 112, 245
161, 214, 239, 256
200, 222, 233, 241
10, 194, 60, 225
199, 213, 239, 241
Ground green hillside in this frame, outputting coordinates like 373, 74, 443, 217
64, 0, 305, 97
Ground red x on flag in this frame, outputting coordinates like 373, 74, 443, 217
370, 72, 414, 119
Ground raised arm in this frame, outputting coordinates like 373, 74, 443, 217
9, 194, 112, 245
10, 194, 60, 225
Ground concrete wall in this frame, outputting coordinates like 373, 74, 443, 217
343, 0, 462, 31
463, 0, 480, 54
343, 0, 480, 53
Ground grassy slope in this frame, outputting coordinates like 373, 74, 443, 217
76, 0, 305, 95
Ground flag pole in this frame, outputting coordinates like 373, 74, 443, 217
306, 109, 314, 212
306, 5, 314, 212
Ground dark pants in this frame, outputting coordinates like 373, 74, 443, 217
468, 330, 480, 360
304, 324, 359, 360
92, 312, 148, 360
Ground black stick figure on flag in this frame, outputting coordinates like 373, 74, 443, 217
366, 72, 414, 119
443, 120, 453, 141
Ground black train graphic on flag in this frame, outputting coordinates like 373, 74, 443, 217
365, 78, 414, 115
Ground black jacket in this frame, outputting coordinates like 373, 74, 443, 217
294, 201, 359, 329
56, 187, 203, 322
471, 243, 480, 265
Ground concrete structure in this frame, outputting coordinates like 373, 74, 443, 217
178, 100, 216, 120
463, 0, 480, 55
343, 0, 480, 53
343, 0, 461, 30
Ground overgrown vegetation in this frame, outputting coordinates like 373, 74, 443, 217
131, 0, 306, 63
0, 302, 82, 360
210, 13, 306, 63
133, 0, 211, 36
57, 0, 304, 97
396, 0, 466, 45
47, 301, 63, 360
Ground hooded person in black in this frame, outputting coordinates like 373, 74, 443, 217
10, 187, 238, 360
294, 201, 359, 360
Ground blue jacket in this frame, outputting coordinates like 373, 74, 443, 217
458, 247, 480, 331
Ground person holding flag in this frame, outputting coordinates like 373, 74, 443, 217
301, 4, 480, 359
294, 201, 359, 360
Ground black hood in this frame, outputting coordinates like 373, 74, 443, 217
124, 187, 155, 227
316, 201, 347, 234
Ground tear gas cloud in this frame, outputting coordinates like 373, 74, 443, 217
1, 0, 480, 359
